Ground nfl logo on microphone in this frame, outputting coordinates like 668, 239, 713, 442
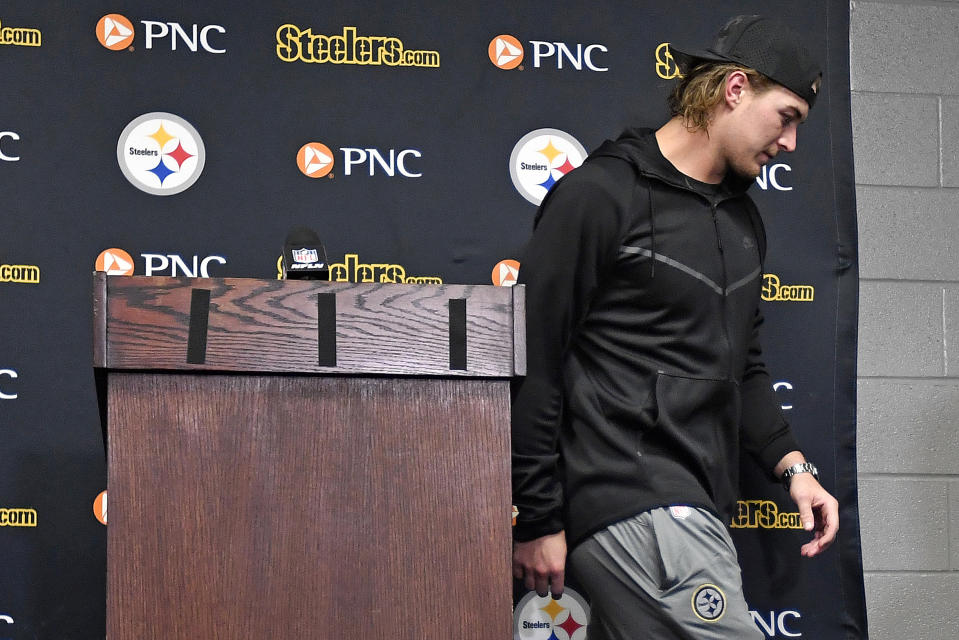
292, 248, 319, 263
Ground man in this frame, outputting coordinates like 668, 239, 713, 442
511, 15, 839, 639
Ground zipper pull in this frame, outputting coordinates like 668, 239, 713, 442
711, 203, 724, 253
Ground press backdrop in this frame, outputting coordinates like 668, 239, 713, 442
0, 1, 864, 638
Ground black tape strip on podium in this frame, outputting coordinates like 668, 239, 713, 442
317, 292, 337, 367
449, 298, 467, 370
186, 288, 211, 364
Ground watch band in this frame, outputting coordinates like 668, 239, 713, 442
781, 462, 819, 489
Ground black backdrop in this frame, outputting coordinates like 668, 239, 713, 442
0, 1, 864, 638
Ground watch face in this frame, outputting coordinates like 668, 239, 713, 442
782, 463, 817, 489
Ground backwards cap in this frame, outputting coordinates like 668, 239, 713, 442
669, 15, 823, 108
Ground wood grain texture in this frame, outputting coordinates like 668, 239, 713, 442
511, 284, 526, 377
94, 276, 524, 377
93, 271, 107, 367
106, 374, 513, 639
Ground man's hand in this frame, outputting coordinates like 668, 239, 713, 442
789, 472, 839, 557
512, 530, 567, 598
775, 451, 839, 557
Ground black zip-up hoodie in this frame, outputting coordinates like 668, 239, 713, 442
511, 127, 801, 547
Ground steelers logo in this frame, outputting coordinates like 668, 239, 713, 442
509, 128, 587, 206
513, 587, 589, 639
116, 112, 205, 196
692, 584, 726, 622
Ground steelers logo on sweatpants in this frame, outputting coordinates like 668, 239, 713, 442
692, 584, 726, 622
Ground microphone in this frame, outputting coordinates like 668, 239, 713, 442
281, 226, 330, 280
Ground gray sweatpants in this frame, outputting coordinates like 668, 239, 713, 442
568, 506, 763, 640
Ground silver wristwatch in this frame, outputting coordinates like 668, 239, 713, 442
781, 462, 819, 489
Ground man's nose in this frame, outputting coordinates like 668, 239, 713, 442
778, 126, 797, 152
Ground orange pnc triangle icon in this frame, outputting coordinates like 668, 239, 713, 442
492, 259, 520, 286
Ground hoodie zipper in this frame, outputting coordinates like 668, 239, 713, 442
709, 199, 734, 379
639, 165, 743, 380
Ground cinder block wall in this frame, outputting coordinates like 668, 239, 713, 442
851, 0, 959, 637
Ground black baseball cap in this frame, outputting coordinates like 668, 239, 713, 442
669, 15, 823, 108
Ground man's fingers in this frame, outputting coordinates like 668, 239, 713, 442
535, 578, 549, 597
524, 571, 537, 593
816, 497, 840, 548
516, 563, 565, 598
550, 570, 565, 599
516, 563, 556, 597
535, 569, 551, 597
800, 536, 823, 557
797, 499, 815, 531
796, 491, 840, 557
788, 474, 840, 558
512, 531, 568, 597
534, 566, 565, 598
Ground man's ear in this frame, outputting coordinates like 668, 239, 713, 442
725, 71, 748, 108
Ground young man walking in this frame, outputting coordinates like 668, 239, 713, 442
511, 15, 839, 639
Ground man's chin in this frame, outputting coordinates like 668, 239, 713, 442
730, 163, 761, 181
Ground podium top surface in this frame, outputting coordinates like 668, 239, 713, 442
93, 274, 525, 377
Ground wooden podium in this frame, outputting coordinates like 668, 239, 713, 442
93, 274, 524, 639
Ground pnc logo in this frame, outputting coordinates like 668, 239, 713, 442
93, 491, 108, 525
513, 587, 589, 639
297, 142, 423, 178
96, 249, 227, 277
773, 381, 794, 411
143, 253, 226, 277
97, 14, 134, 50
492, 259, 519, 286
0, 369, 17, 400
655, 43, 681, 80
489, 35, 607, 72
0, 131, 20, 161
97, 14, 226, 53
488, 35, 523, 70
96, 249, 135, 276
509, 128, 587, 205
751, 610, 802, 637
117, 113, 205, 196
755, 163, 793, 191
297, 142, 335, 178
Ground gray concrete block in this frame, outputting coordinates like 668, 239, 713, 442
951, 482, 959, 570
943, 98, 959, 187
851, 2, 959, 94
863, 0, 959, 4
857, 186, 959, 281
858, 281, 943, 377
945, 287, 959, 376
852, 93, 938, 186
864, 574, 959, 640
858, 478, 948, 570
857, 379, 959, 474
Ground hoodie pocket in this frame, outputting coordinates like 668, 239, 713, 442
643, 372, 741, 507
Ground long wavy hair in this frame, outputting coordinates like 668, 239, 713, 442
668, 62, 773, 132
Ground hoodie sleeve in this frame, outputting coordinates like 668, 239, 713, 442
511, 164, 631, 541
739, 308, 802, 479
